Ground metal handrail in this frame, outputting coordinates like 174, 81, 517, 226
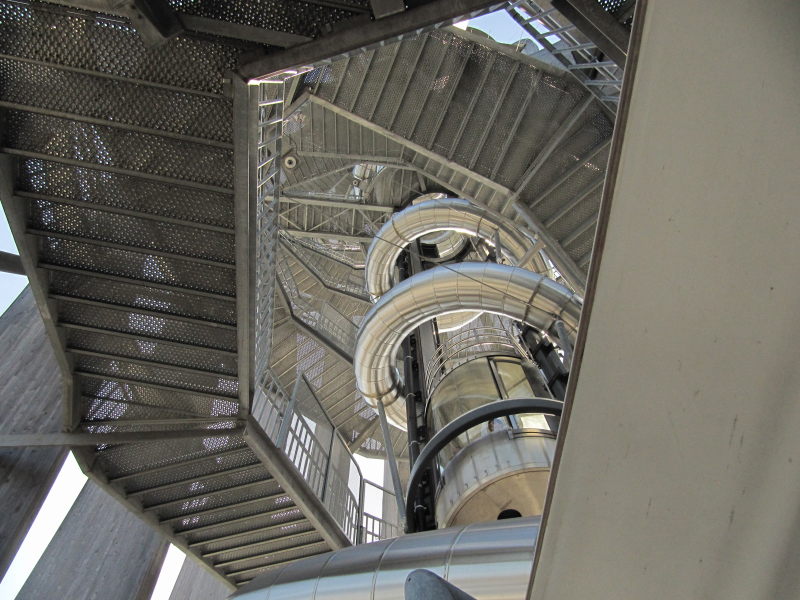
506, 0, 625, 112
424, 326, 523, 397
404, 397, 563, 532
271, 374, 401, 544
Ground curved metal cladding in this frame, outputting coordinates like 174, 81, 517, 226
354, 263, 583, 428
364, 198, 548, 299
232, 517, 540, 600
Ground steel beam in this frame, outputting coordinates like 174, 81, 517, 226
0, 250, 24, 275
40, 263, 236, 302
239, 0, 505, 79
281, 195, 395, 212
551, 0, 629, 66
108, 446, 251, 484
2, 149, 233, 195
16, 191, 234, 234
0, 425, 244, 447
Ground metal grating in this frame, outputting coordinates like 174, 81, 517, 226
28, 199, 235, 264
66, 329, 237, 376
165, 0, 368, 37
47, 270, 238, 326
0, 56, 233, 143
38, 237, 236, 296
3, 110, 234, 189
0, 0, 249, 95
17, 159, 235, 230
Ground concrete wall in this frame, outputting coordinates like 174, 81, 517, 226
169, 555, 233, 600
530, 2, 800, 599
0, 287, 65, 578
18, 480, 168, 600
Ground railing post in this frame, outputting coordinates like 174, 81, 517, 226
276, 376, 300, 450
358, 477, 366, 544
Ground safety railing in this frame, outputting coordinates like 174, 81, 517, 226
267, 374, 400, 544
506, 0, 625, 112
282, 234, 369, 300
275, 249, 359, 356
425, 326, 525, 398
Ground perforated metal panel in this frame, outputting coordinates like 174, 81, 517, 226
0, 56, 233, 142
4, 110, 234, 188
17, 159, 235, 230
165, 0, 368, 37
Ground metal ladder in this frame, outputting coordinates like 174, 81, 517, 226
506, 0, 625, 113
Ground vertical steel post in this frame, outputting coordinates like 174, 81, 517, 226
377, 399, 407, 526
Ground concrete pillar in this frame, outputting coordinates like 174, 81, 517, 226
17, 480, 168, 600
0, 287, 65, 578
169, 555, 233, 600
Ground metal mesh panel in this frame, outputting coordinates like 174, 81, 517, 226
149, 479, 283, 522
547, 186, 603, 242
116, 446, 259, 494
80, 394, 209, 425
75, 354, 239, 397
4, 111, 233, 188
17, 159, 235, 229
93, 432, 249, 479
58, 300, 237, 351
524, 108, 614, 214
183, 506, 305, 545
369, 35, 426, 129
47, 270, 237, 325
563, 223, 596, 258
0, 56, 232, 142
0, 1, 251, 95
165, 0, 366, 37
134, 464, 270, 508
78, 376, 239, 422
225, 543, 329, 582
171, 493, 296, 534
66, 329, 237, 376
195, 519, 316, 555
38, 237, 236, 296
28, 199, 235, 263
391, 36, 450, 141
210, 530, 323, 566
401, 31, 470, 147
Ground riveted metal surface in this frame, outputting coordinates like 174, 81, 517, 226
17, 159, 235, 230
0, 56, 233, 142
0, 1, 252, 95
4, 111, 234, 188
58, 300, 238, 351
165, 0, 367, 38
47, 270, 237, 325
28, 199, 235, 264
66, 329, 238, 376
38, 237, 236, 296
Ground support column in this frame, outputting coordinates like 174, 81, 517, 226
17, 481, 168, 600
0, 287, 64, 578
